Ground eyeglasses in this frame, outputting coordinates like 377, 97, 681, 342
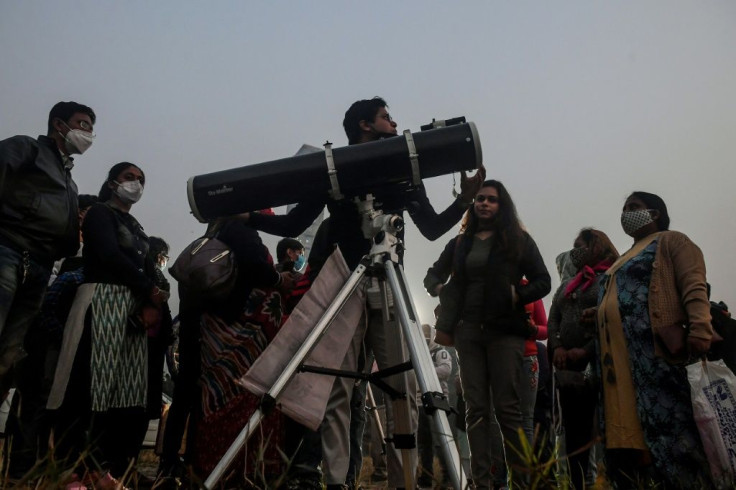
61, 119, 94, 133
379, 113, 394, 123
475, 195, 499, 204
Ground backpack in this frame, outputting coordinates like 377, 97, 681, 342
169, 225, 237, 302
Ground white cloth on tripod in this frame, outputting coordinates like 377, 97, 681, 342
239, 247, 365, 430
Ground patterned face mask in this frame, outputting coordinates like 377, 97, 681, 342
569, 246, 589, 270
620, 209, 654, 236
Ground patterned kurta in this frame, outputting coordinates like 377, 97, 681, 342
90, 283, 147, 411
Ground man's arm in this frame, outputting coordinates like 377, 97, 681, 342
406, 186, 467, 241
0, 136, 35, 189
406, 168, 485, 240
248, 199, 324, 238
222, 221, 282, 289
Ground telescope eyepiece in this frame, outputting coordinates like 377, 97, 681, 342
388, 215, 404, 232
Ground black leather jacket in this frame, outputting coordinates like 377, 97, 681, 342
0, 135, 79, 267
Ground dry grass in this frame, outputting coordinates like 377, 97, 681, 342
0, 429, 675, 490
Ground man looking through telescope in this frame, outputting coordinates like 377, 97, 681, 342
246, 97, 485, 489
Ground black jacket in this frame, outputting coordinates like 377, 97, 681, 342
424, 231, 551, 335
250, 182, 468, 271
0, 135, 79, 267
82, 202, 153, 297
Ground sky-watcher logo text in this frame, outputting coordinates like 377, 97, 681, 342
208, 185, 234, 197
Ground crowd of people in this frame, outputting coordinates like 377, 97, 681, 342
0, 98, 726, 490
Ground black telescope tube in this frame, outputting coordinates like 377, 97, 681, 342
187, 121, 482, 222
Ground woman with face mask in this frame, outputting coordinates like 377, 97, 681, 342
547, 228, 618, 489
48, 162, 163, 490
596, 191, 714, 488
424, 180, 551, 489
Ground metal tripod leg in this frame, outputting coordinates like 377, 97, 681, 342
383, 260, 467, 490
366, 384, 386, 456
204, 260, 368, 489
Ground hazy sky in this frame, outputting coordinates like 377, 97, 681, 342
2, 1, 735, 322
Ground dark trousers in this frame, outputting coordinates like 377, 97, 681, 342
54, 322, 147, 478
455, 332, 525, 490
7, 320, 54, 476
346, 378, 368, 484
160, 318, 201, 469
558, 383, 597, 489
283, 417, 322, 480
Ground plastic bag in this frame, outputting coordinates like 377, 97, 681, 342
687, 359, 736, 487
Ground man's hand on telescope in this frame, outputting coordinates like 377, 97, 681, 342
458, 165, 487, 205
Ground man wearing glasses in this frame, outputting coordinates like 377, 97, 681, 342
0, 101, 96, 400
248, 97, 485, 489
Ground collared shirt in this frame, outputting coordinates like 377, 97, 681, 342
61, 151, 74, 170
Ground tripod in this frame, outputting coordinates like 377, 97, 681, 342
204, 196, 466, 489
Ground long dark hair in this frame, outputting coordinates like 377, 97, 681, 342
628, 191, 670, 231
461, 179, 525, 258
98, 162, 145, 201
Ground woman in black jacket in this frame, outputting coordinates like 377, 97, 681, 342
424, 180, 550, 489
49, 162, 163, 489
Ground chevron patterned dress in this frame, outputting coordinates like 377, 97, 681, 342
90, 283, 147, 411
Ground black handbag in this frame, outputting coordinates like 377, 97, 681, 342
169, 226, 237, 302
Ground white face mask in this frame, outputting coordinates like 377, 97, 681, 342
60, 123, 95, 155
114, 180, 144, 204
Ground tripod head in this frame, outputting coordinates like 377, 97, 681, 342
354, 194, 404, 266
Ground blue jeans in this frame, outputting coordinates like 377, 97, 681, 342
0, 245, 50, 394
520, 355, 539, 444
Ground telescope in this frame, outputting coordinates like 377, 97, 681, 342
187, 118, 482, 222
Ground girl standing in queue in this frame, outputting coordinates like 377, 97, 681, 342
49, 162, 164, 490
424, 180, 551, 489
548, 228, 619, 489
